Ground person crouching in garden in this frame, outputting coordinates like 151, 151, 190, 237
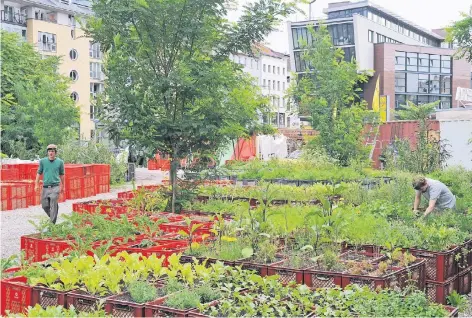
412, 176, 456, 218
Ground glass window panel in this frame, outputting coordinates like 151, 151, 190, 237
368, 30, 374, 43
430, 55, 440, 72
418, 74, 429, 93
368, 11, 373, 20
429, 74, 440, 94
441, 55, 451, 73
406, 73, 419, 93
395, 73, 406, 92
440, 75, 451, 94
418, 95, 429, 105
292, 28, 299, 49
440, 97, 451, 109
418, 53, 429, 72
395, 94, 406, 109
406, 95, 417, 104
395, 51, 406, 71
407, 52, 418, 71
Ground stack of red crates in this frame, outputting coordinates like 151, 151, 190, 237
0, 162, 111, 211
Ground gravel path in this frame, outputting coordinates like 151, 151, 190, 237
0, 168, 167, 259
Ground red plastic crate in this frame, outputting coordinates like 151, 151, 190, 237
67, 290, 113, 314
31, 286, 69, 309
83, 175, 96, 198
148, 159, 160, 170
302, 269, 343, 289
233, 257, 285, 277
20, 234, 73, 262
0, 276, 32, 316
425, 275, 458, 305
0, 168, 19, 181
458, 266, 472, 295
105, 293, 145, 317
409, 247, 459, 282
144, 295, 194, 317
158, 221, 212, 236
72, 199, 131, 217
18, 163, 40, 180
66, 177, 83, 200
1, 183, 29, 211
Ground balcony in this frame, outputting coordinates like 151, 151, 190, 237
1, 11, 26, 26
34, 12, 57, 23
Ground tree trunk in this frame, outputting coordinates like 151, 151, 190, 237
170, 157, 179, 214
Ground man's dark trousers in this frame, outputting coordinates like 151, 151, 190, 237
41, 185, 60, 224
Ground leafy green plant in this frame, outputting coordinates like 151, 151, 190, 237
447, 291, 468, 312
128, 281, 158, 303
7, 304, 107, 317
163, 290, 200, 310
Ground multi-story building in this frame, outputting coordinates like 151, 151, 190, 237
230, 44, 299, 128
1, 0, 103, 140
288, 0, 470, 116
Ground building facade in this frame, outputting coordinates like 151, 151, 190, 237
230, 44, 299, 128
287, 0, 470, 115
1, 0, 103, 140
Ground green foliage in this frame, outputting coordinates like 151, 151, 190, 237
128, 280, 158, 303
446, 12, 472, 63
447, 291, 469, 312
163, 290, 201, 310
59, 140, 127, 184
384, 101, 450, 174
289, 24, 370, 165
1, 255, 19, 274
0, 31, 79, 159
84, 0, 296, 212
8, 304, 107, 317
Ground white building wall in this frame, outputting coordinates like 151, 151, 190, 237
439, 120, 472, 170
353, 14, 430, 71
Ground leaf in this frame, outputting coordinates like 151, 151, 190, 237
300, 245, 314, 251
191, 223, 204, 234
178, 230, 189, 237
241, 247, 254, 259
135, 0, 149, 8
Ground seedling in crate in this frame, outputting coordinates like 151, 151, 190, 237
178, 217, 205, 254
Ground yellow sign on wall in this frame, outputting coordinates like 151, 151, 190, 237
379, 95, 387, 123
372, 76, 380, 113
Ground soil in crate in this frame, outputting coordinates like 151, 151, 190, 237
339, 250, 385, 263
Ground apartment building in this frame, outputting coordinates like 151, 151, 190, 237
231, 44, 299, 128
1, 0, 103, 140
288, 0, 470, 116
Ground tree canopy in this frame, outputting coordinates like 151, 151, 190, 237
1, 31, 79, 158
85, 0, 297, 211
446, 12, 472, 63
289, 24, 369, 166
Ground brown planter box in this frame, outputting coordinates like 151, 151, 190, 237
425, 275, 458, 305
31, 286, 71, 309
66, 290, 113, 313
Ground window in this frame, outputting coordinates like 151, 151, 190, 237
90, 62, 103, 80
283, 68, 285, 75
283, 82, 285, 90
277, 81, 280, 91
277, 67, 280, 75
418, 54, 429, 72
342, 47, 356, 61
406, 73, 418, 93
328, 23, 354, 46
268, 80, 271, 88
395, 51, 406, 71
71, 30, 75, 39
38, 32, 56, 52
367, 11, 373, 20
263, 64, 266, 72
368, 30, 374, 43
395, 94, 406, 109
273, 66, 275, 73
69, 70, 78, 81
440, 96, 451, 109
273, 80, 275, 90
377, 34, 386, 43
406, 52, 418, 71
263, 79, 266, 87
417, 95, 429, 105
90, 105, 95, 119
89, 42, 101, 59
70, 92, 79, 102
268, 65, 271, 73
418, 74, 429, 93
292, 27, 309, 50
69, 49, 78, 60
430, 55, 440, 72
441, 55, 451, 73
440, 75, 451, 94
90, 83, 104, 97
430, 74, 440, 94
395, 73, 406, 93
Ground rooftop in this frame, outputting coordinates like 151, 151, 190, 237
20, 0, 92, 15
318, 0, 444, 40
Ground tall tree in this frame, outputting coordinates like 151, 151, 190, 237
1, 31, 79, 158
446, 12, 472, 62
289, 24, 369, 165
85, 0, 296, 212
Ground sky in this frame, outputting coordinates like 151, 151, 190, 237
229, 0, 471, 54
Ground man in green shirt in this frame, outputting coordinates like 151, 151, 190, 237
35, 144, 65, 224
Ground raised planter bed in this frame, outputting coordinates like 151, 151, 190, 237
425, 275, 459, 305
0, 276, 32, 316
143, 294, 195, 317
20, 234, 73, 262
104, 292, 145, 317
341, 265, 406, 291
31, 285, 71, 309
66, 290, 113, 313
233, 256, 286, 277
409, 246, 459, 282
458, 266, 472, 295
